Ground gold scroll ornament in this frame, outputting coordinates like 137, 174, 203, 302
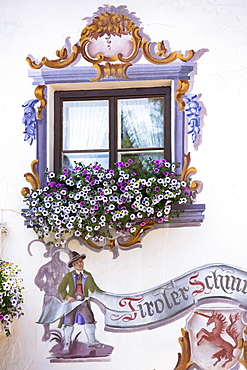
239, 327, 247, 368
175, 80, 190, 111
21, 159, 40, 196
181, 153, 201, 193
175, 329, 194, 370
34, 85, 47, 120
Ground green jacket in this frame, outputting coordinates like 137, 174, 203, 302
58, 269, 103, 300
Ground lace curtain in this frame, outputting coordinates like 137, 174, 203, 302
62, 97, 164, 167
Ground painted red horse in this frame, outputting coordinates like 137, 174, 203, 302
195, 311, 242, 367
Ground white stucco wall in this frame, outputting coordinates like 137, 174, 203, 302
0, 0, 247, 369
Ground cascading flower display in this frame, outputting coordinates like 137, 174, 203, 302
23, 158, 195, 243
0, 260, 24, 336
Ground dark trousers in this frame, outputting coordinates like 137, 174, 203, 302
63, 300, 94, 326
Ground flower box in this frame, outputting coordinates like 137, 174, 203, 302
22, 158, 204, 253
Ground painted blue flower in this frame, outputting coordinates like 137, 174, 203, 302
184, 94, 202, 143
22, 99, 38, 145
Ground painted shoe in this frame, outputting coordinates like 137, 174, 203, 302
88, 341, 105, 348
62, 342, 70, 353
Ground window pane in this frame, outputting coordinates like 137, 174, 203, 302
63, 153, 109, 169
63, 100, 109, 150
118, 97, 164, 150
118, 150, 164, 163
118, 150, 164, 169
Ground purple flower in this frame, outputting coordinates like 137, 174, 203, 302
128, 159, 133, 163
163, 172, 169, 176
114, 161, 124, 167
131, 173, 136, 177
154, 168, 159, 173
125, 163, 130, 167
154, 186, 160, 192
92, 165, 101, 170
63, 168, 69, 172
85, 176, 91, 181
154, 160, 161, 167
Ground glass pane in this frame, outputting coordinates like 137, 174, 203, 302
63, 153, 109, 169
118, 150, 164, 173
118, 97, 164, 150
63, 100, 109, 150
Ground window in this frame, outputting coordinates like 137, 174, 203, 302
54, 86, 171, 171
24, 5, 205, 229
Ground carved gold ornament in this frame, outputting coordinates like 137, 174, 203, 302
175, 80, 190, 111
82, 220, 156, 252
21, 159, 41, 196
34, 85, 47, 120
175, 329, 194, 370
142, 40, 194, 65
91, 62, 132, 81
181, 153, 202, 193
26, 44, 80, 70
26, 10, 194, 82
239, 327, 247, 368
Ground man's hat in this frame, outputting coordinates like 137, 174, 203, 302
68, 251, 86, 268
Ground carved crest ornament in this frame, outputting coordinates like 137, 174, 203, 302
26, 9, 194, 81
25, 4, 203, 119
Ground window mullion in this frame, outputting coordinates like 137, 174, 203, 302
54, 93, 63, 172
164, 92, 171, 161
109, 96, 117, 168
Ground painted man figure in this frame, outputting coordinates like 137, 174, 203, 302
58, 251, 104, 353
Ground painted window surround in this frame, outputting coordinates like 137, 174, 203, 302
29, 62, 193, 179
26, 62, 205, 228
23, 5, 206, 232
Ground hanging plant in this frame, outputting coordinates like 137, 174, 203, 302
22, 158, 195, 244
0, 260, 24, 336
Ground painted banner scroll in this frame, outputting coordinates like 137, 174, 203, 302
90, 264, 247, 332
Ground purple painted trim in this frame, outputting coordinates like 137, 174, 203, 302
36, 102, 47, 187
28, 63, 195, 85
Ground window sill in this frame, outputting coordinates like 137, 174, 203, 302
156, 203, 205, 229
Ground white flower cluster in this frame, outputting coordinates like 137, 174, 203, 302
0, 260, 24, 336
23, 159, 194, 242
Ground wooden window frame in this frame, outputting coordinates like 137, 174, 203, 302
54, 86, 171, 172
